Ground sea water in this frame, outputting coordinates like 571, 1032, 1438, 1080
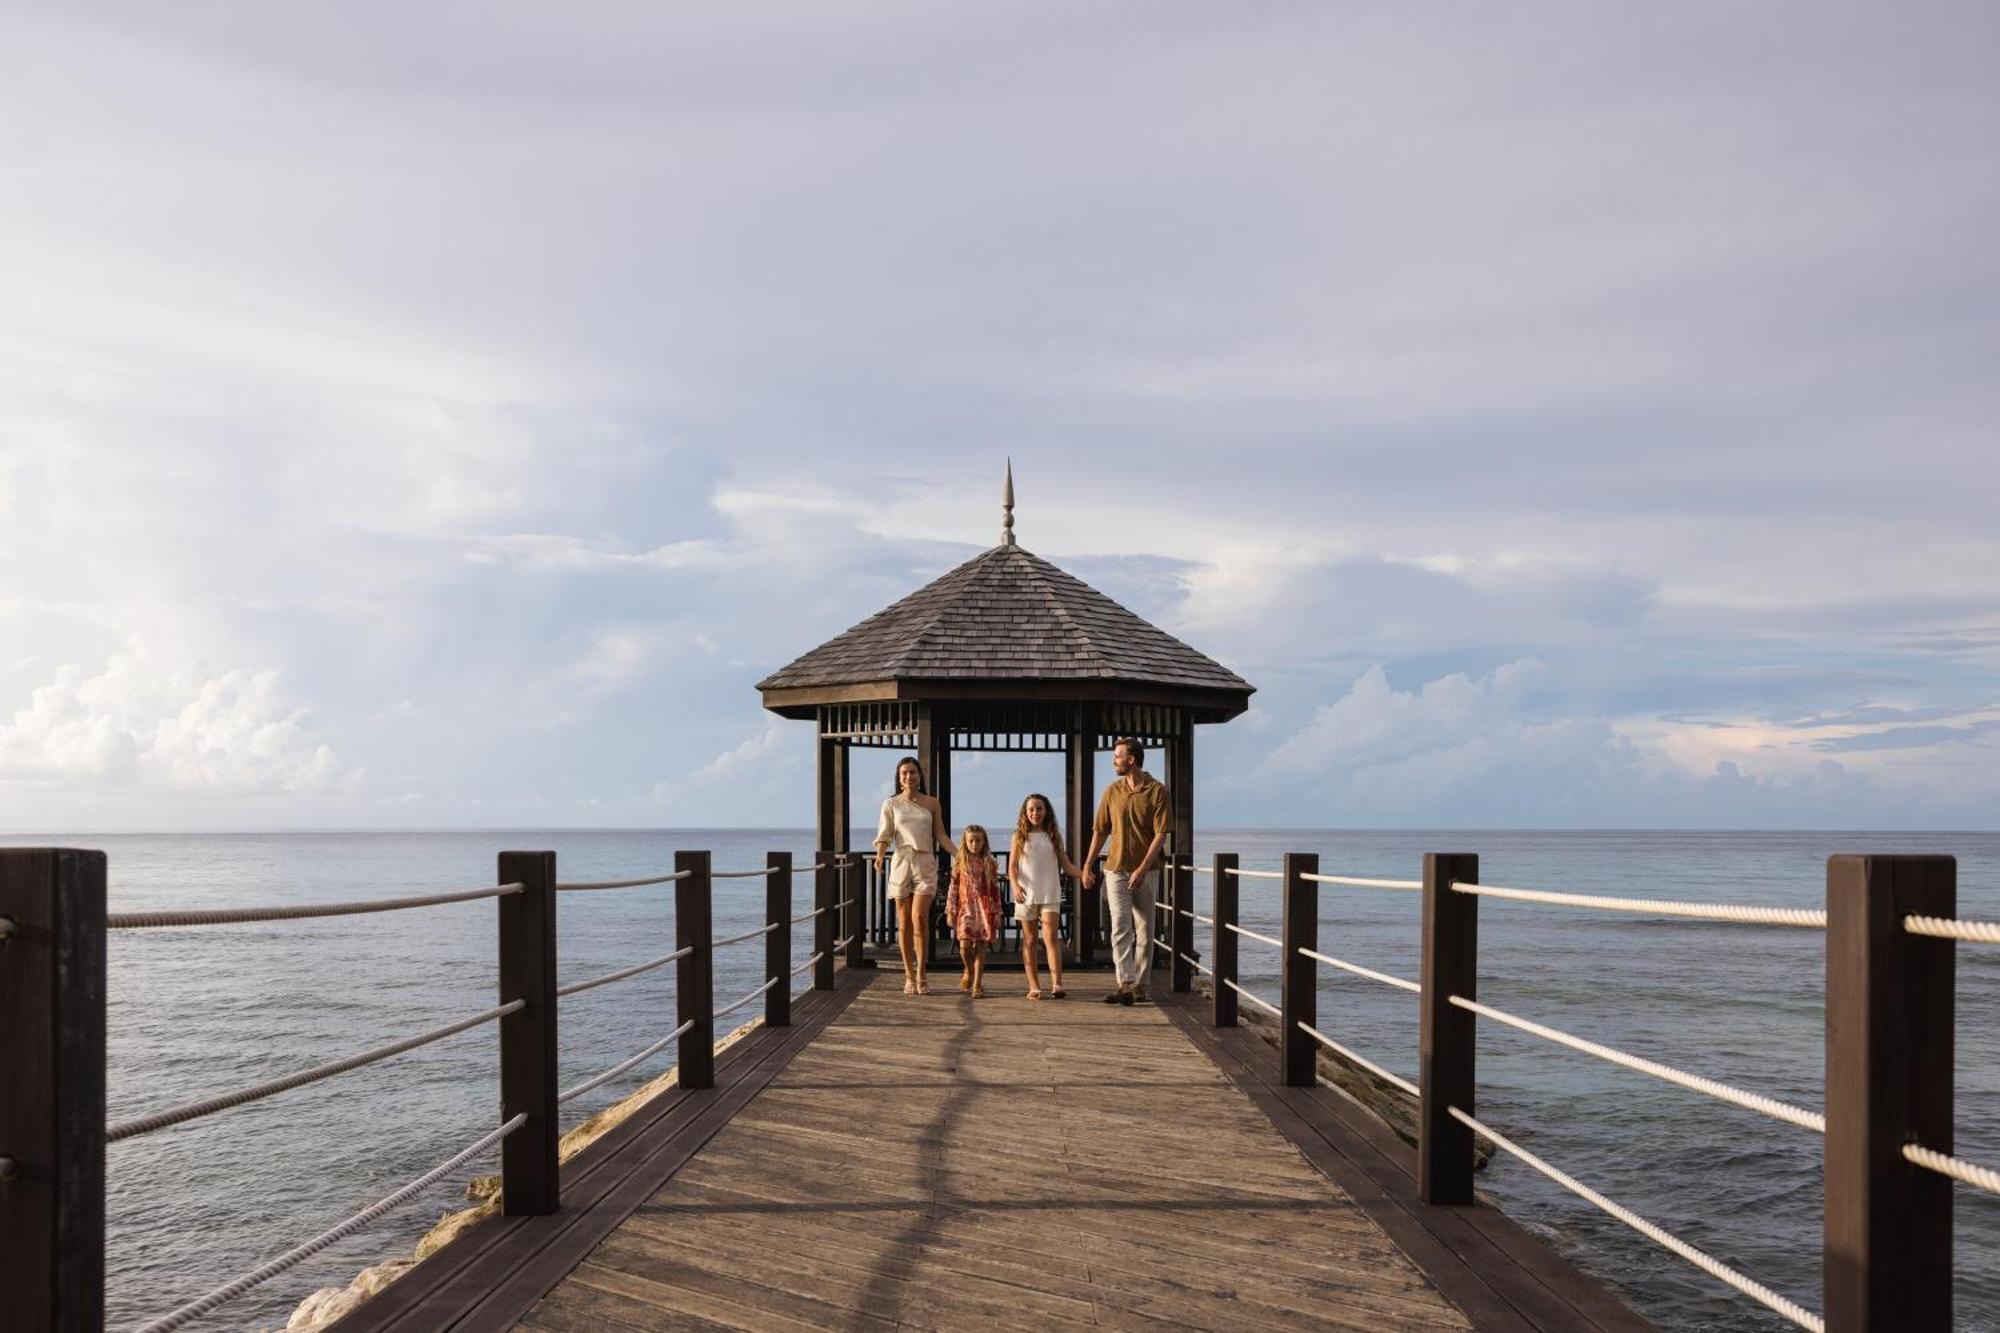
5, 828, 1992, 1331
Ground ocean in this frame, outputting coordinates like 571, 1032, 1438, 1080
7, 828, 1993, 1332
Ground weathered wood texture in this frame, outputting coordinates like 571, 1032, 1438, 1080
518, 971, 1551, 1332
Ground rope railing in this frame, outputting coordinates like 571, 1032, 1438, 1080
1449, 1107, 1824, 1331
1448, 995, 1825, 1133
792, 861, 828, 874
714, 976, 779, 1021
107, 1000, 525, 1143
1223, 867, 1284, 880
1297, 1022, 1418, 1098
1225, 921, 1284, 950
1905, 914, 2000, 944
714, 920, 781, 948
106, 884, 524, 930
1451, 880, 1827, 929
1178, 950, 1213, 978
1223, 978, 1281, 1018
791, 906, 826, 924
1297, 947, 1420, 995
833, 934, 856, 950
554, 869, 690, 892
1903, 1143, 2000, 1197
556, 946, 692, 999
712, 864, 784, 879
557, 1021, 694, 1106
128, 1113, 527, 1333
1301, 872, 1422, 892
791, 951, 827, 977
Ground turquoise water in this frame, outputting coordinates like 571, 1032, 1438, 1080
6, 828, 1993, 1331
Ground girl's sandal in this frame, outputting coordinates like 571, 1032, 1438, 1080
917, 979, 932, 995
971, 986, 987, 1000
959, 973, 972, 991
1050, 987, 1067, 999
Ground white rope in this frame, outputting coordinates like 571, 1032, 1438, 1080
1905, 914, 2000, 944
1453, 881, 1827, 929
1178, 951, 1214, 978
791, 906, 826, 924
1449, 995, 1824, 1133
1296, 1023, 1418, 1098
713, 864, 784, 879
1302, 872, 1422, 892
107, 1001, 524, 1142
714, 976, 778, 1019
128, 1114, 526, 1333
1225, 921, 1284, 950
1298, 947, 1421, 995
713, 921, 781, 947
555, 870, 690, 891
791, 951, 827, 977
1190, 865, 1214, 876
793, 862, 829, 874
1450, 1107, 1823, 1331
556, 946, 691, 999
557, 1021, 694, 1105
108, 884, 523, 929
1223, 978, 1281, 1017
1223, 867, 1284, 880
1188, 911, 1214, 925
1904, 1143, 2000, 1196
833, 934, 855, 949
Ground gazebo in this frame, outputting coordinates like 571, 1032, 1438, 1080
757, 466, 1254, 961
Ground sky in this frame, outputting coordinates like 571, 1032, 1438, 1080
2, 2, 1997, 832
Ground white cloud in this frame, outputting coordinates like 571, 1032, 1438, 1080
0, 648, 352, 795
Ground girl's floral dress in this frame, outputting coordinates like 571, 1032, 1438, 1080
949, 859, 1002, 945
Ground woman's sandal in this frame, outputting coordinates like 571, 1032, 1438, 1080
1027, 988, 1043, 1000
917, 979, 932, 995
903, 979, 917, 995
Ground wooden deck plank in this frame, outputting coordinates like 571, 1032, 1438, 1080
520, 974, 1493, 1331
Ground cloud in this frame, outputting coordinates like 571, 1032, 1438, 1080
0, 647, 353, 795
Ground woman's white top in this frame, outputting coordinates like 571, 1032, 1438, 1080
875, 796, 936, 854
1012, 830, 1063, 904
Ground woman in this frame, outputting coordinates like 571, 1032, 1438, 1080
873, 756, 955, 994
1010, 792, 1077, 999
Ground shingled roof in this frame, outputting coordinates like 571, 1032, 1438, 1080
757, 543, 1254, 707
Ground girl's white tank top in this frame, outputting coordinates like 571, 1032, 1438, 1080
1013, 830, 1062, 902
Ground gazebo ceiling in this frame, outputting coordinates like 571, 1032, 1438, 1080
757, 541, 1255, 722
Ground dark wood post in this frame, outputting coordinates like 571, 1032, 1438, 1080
1281, 853, 1319, 1087
816, 732, 840, 858
1067, 707, 1097, 966
765, 852, 791, 1028
841, 854, 866, 969
1170, 855, 1194, 993
675, 850, 715, 1091
1213, 852, 1239, 1027
1420, 852, 1479, 1205
813, 853, 836, 991
496, 850, 558, 1216
0, 848, 106, 1333
1825, 854, 1955, 1333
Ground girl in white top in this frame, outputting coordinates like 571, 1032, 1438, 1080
1009, 792, 1081, 1000
872, 756, 955, 995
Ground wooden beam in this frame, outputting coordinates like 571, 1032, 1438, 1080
1420, 852, 1479, 1205
497, 851, 559, 1216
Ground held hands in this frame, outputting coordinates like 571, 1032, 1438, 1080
1082, 866, 1098, 890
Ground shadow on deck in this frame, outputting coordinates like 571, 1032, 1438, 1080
333, 969, 1650, 1332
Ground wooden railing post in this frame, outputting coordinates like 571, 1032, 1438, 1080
1280, 853, 1319, 1086
1213, 853, 1238, 1027
675, 850, 715, 1091
1170, 855, 1195, 993
841, 854, 866, 969
765, 852, 791, 1028
1825, 854, 1955, 1333
496, 850, 558, 1216
813, 853, 836, 991
0, 848, 106, 1333
1420, 852, 1479, 1204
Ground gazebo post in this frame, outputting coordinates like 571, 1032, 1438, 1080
1067, 706, 1097, 966
916, 704, 944, 973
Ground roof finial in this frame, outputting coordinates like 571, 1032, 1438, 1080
1001, 458, 1016, 546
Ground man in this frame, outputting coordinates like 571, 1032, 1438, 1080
1081, 737, 1171, 1005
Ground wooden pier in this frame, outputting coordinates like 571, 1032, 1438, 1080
342, 964, 1645, 1333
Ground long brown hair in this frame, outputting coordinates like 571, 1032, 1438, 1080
1013, 792, 1062, 849
956, 824, 996, 881
890, 755, 927, 796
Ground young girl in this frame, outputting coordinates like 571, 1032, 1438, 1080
947, 825, 1002, 998
1010, 792, 1079, 999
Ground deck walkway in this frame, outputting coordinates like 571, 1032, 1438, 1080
340, 969, 1649, 1332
